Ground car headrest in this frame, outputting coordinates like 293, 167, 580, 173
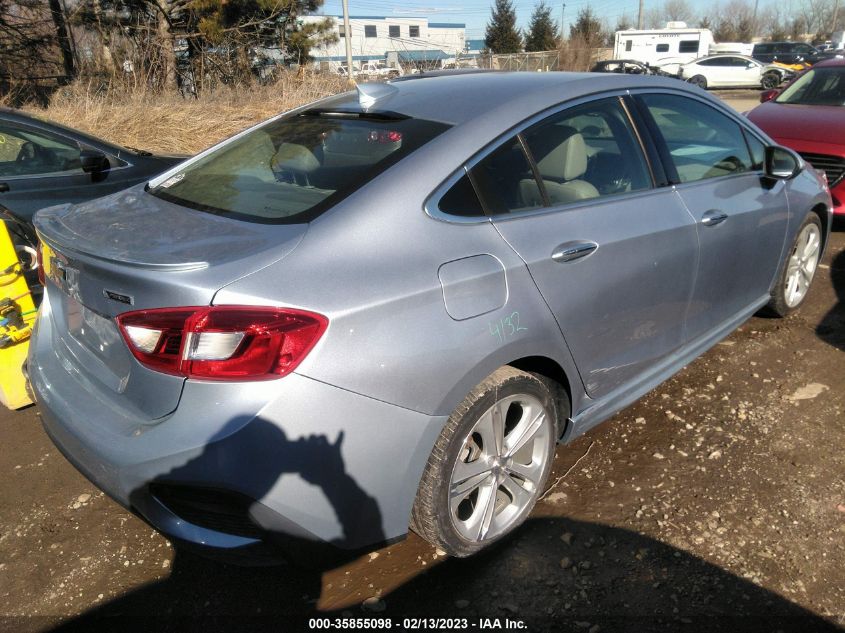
270, 143, 319, 173
532, 125, 589, 182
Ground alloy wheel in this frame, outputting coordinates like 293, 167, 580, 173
448, 394, 552, 543
784, 222, 821, 308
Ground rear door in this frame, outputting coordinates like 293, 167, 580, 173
487, 96, 699, 399
634, 92, 789, 339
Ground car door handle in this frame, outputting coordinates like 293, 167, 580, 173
552, 241, 598, 263
701, 210, 728, 226
0, 183, 8, 193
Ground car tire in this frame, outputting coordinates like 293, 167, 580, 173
764, 212, 823, 317
410, 366, 564, 557
687, 75, 708, 89
761, 71, 781, 89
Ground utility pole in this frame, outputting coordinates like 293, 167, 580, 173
752, 0, 759, 34
637, 0, 644, 29
561, 2, 565, 39
342, 0, 355, 87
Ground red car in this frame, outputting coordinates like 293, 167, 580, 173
748, 58, 845, 215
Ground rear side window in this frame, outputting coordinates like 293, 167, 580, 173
438, 173, 484, 217
520, 98, 651, 204
470, 137, 543, 214
639, 93, 753, 183
150, 113, 449, 223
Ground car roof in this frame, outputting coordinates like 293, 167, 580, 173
693, 54, 757, 62
812, 57, 845, 67
324, 71, 694, 127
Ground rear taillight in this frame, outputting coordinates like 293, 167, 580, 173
116, 306, 328, 381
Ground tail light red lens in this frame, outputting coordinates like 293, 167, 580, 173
116, 306, 328, 381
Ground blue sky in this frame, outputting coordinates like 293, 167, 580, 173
316, 0, 682, 40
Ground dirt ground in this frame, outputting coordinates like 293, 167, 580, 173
1, 92, 844, 633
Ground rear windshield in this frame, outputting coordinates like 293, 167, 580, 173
776, 67, 845, 105
149, 111, 450, 223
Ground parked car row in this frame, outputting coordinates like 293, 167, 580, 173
749, 58, 845, 216
594, 41, 843, 91
21, 71, 833, 566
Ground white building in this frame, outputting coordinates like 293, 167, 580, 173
302, 15, 466, 71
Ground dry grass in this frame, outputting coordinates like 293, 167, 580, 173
23, 72, 348, 155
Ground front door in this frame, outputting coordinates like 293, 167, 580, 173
635, 92, 789, 339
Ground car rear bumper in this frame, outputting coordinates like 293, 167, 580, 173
29, 293, 446, 561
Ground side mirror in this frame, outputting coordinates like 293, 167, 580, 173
80, 148, 109, 174
760, 88, 779, 102
765, 145, 802, 179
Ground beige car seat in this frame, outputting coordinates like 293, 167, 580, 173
520, 125, 599, 207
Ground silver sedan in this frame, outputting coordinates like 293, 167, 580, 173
29, 72, 831, 562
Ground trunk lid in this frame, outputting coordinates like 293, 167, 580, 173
35, 186, 307, 420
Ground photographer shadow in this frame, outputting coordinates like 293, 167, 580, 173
816, 245, 845, 350
47, 441, 843, 633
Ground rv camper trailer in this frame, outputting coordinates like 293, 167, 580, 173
613, 23, 715, 67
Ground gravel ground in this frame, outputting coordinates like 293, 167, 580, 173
0, 92, 843, 633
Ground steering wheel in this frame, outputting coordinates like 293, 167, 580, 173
15, 141, 37, 163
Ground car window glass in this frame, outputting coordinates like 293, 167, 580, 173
470, 137, 543, 214
519, 98, 651, 206
777, 67, 845, 105
656, 44, 669, 53
438, 173, 485, 217
743, 130, 766, 170
639, 93, 753, 183
150, 112, 450, 223
679, 40, 699, 54
0, 123, 83, 178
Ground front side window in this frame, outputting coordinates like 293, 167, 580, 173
743, 130, 766, 170
656, 43, 669, 53
364, 25, 377, 37
520, 98, 651, 205
0, 124, 83, 178
639, 93, 753, 183
150, 111, 450, 223
679, 40, 699, 54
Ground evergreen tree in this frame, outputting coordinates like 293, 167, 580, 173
485, 0, 522, 53
569, 6, 604, 47
524, 2, 558, 52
